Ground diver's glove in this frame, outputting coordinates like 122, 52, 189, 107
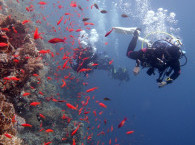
133, 66, 140, 76
158, 77, 173, 88
158, 81, 167, 88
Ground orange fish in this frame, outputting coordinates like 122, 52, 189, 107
71, 124, 80, 136
3, 77, 20, 81
65, 13, 71, 15
75, 29, 82, 32
12, 27, 17, 33
61, 79, 67, 88
126, 131, 134, 134
70, 1, 77, 7
33, 74, 39, 77
34, 27, 42, 40
79, 68, 92, 72
97, 131, 105, 136
21, 123, 32, 127
99, 102, 107, 108
45, 129, 54, 133
92, 63, 98, 66
39, 114, 45, 119
22, 92, 30, 97
13, 59, 19, 63
44, 142, 52, 145
62, 59, 69, 69
26, 5, 34, 12
105, 28, 114, 37
118, 117, 127, 128
115, 137, 117, 143
109, 138, 111, 145
22, 20, 31, 25
4, 133, 12, 139
39, 50, 50, 54
109, 60, 113, 65
57, 16, 64, 25
48, 38, 64, 43
47, 77, 52, 80
1, 28, 10, 32
12, 115, 16, 124
73, 138, 76, 145
66, 103, 77, 110
38, 1, 47, 5
68, 28, 75, 32
86, 87, 98, 93
93, 110, 97, 117
84, 22, 94, 26
0, 43, 8, 47
99, 111, 103, 115
111, 125, 113, 132
39, 91, 44, 95
30, 102, 41, 106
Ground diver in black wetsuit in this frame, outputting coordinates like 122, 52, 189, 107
69, 45, 130, 82
126, 28, 186, 87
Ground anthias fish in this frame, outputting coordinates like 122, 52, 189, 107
94, 3, 99, 9
82, 18, 90, 21
100, 10, 107, 13
48, 38, 64, 43
121, 14, 129, 17
118, 117, 127, 128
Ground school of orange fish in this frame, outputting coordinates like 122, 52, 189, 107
3, 0, 133, 144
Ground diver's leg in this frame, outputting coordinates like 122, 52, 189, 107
126, 30, 139, 57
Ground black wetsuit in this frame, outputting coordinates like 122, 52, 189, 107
126, 34, 181, 83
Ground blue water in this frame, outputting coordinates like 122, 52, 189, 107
14, 0, 195, 144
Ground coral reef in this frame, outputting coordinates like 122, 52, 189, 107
0, 15, 43, 101
0, 4, 43, 144
0, 1, 85, 144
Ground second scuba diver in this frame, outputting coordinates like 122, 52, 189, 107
126, 28, 187, 87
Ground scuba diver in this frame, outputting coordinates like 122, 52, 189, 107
112, 67, 130, 82
126, 28, 187, 87
69, 45, 98, 73
69, 45, 130, 82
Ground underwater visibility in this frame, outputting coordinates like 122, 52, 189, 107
0, 0, 194, 145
